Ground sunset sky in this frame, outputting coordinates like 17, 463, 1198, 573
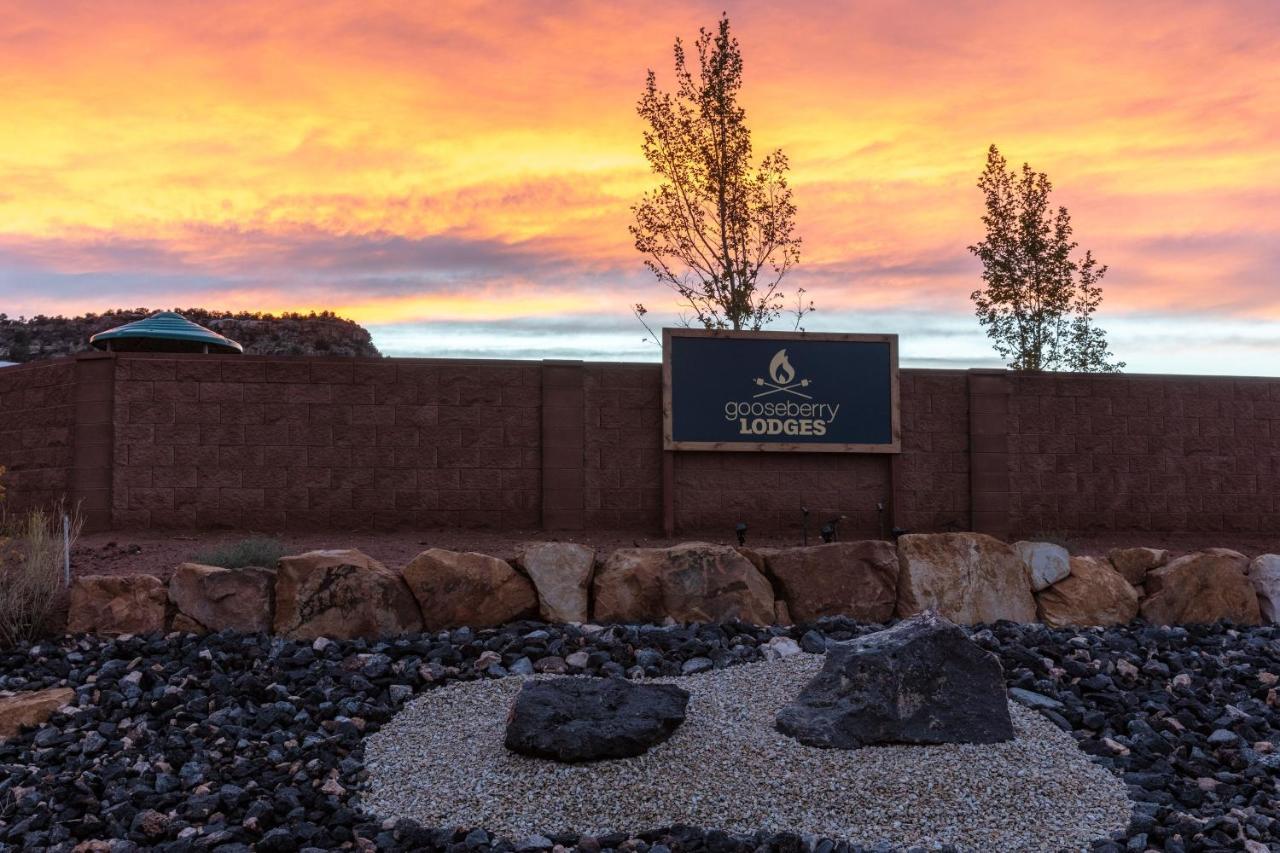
1, 0, 1277, 372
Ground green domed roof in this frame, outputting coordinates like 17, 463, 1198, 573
89, 311, 243, 354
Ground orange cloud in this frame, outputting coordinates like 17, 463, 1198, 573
1, 0, 1278, 361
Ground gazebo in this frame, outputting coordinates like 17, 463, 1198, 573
89, 311, 243, 354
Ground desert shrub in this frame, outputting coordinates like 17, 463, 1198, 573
192, 535, 286, 569
0, 503, 82, 647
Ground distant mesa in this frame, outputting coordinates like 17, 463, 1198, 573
0, 308, 380, 362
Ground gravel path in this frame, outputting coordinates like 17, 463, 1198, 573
361, 654, 1132, 851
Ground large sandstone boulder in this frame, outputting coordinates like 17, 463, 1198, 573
894, 533, 1036, 624
1108, 547, 1170, 587
168, 563, 275, 633
515, 542, 595, 623
1141, 549, 1260, 626
764, 541, 898, 622
1036, 556, 1139, 628
1013, 541, 1071, 592
274, 549, 422, 640
504, 679, 689, 762
0, 687, 75, 739
775, 613, 1013, 749
1248, 555, 1280, 624
593, 542, 775, 625
403, 548, 537, 630
171, 613, 207, 635
67, 575, 167, 635
736, 547, 779, 575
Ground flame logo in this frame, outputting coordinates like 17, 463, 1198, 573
769, 349, 795, 385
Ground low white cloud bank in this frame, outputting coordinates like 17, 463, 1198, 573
369, 308, 1280, 377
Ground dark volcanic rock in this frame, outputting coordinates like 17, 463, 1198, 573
776, 613, 1014, 748
504, 678, 690, 762
2, 614, 1276, 851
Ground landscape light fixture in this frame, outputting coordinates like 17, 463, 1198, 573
735, 522, 748, 546
801, 506, 810, 546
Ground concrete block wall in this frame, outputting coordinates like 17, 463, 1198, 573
674, 451, 890, 537
109, 355, 543, 530
893, 370, 971, 535
583, 363, 664, 530
1006, 372, 1280, 536
5, 352, 1280, 539
0, 358, 78, 515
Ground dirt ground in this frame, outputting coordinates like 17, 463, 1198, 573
71, 527, 1280, 578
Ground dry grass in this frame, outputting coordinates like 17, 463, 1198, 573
0, 503, 83, 647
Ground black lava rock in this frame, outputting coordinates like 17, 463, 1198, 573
777, 613, 1014, 749
1, 614, 1276, 852
504, 678, 690, 762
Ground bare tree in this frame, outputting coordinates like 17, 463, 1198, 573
969, 145, 1123, 372
631, 15, 806, 339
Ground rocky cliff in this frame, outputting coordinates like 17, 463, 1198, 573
0, 309, 381, 361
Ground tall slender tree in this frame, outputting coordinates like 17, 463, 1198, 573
969, 145, 1123, 372
631, 15, 806, 336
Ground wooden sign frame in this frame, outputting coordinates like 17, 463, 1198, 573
662, 328, 901, 453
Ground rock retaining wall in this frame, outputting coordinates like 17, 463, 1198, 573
66, 534, 1280, 638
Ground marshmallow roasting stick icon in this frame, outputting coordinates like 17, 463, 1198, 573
754, 349, 813, 399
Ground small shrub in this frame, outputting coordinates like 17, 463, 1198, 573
192, 535, 286, 569
0, 503, 82, 647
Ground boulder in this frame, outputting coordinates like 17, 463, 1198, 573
67, 575, 167, 635
1035, 556, 1139, 627
168, 563, 275, 633
1141, 549, 1260, 626
403, 548, 538, 630
1107, 547, 1170, 586
0, 687, 75, 739
504, 678, 689, 762
736, 546, 779, 575
273, 549, 422, 640
1248, 555, 1280, 624
1013, 541, 1071, 592
774, 599, 793, 626
894, 533, 1036, 624
514, 542, 595, 623
763, 636, 803, 660
170, 612, 207, 634
593, 542, 775, 625
764, 541, 898, 622
775, 612, 1013, 749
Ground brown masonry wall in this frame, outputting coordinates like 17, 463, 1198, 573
109, 355, 543, 530
0, 358, 77, 515
1006, 372, 1280, 537
3, 352, 1279, 539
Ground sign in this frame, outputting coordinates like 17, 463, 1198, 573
662, 329, 900, 452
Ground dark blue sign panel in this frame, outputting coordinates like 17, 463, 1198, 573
663, 330, 899, 452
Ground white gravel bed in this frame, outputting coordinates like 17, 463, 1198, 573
360, 655, 1132, 852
